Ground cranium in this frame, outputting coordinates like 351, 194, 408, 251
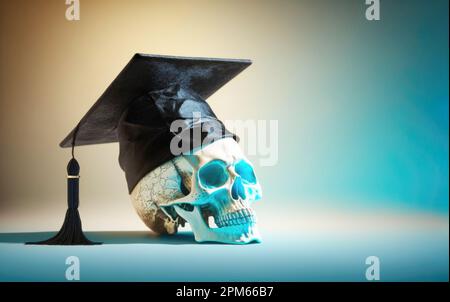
130, 137, 262, 244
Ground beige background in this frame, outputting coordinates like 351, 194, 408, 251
0, 0, 295, 230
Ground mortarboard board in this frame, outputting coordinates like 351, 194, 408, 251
28, 54, 251, 245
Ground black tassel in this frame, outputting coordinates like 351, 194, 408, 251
27, 126, 101, 245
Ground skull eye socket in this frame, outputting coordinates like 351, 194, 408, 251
198, 160, 229, 189
235, 160, 257, 184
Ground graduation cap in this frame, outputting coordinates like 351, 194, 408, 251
27, 54, 251, 245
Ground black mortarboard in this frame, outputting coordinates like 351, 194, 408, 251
28, 54, 251, 245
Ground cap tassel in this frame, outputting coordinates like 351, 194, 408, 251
27, 126, 100, 245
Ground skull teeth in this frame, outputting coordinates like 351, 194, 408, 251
214, 209, 257, 228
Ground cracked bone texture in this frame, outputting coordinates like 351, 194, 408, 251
130, 138, 262, 244
130, 159, 189, 234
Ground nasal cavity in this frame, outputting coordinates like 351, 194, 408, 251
231, 176, 246, 200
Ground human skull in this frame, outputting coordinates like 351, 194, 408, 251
130, 137, 262, 244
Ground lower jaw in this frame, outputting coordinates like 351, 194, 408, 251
193, 223, 262, 244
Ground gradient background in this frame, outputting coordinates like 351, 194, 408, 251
0, 0, 448, 281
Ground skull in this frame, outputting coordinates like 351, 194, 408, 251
130, 137, 262, 244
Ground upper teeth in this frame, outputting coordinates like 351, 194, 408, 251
215, 209, 256, 227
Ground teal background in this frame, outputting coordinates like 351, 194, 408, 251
259, 0, 449, 214
0, 229, 448, 281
